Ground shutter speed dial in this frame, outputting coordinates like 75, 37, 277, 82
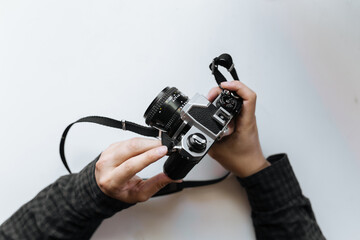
218, 90, 238, 112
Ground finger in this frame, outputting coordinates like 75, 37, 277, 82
221, 81, 257, 117
220, 81, 256, 102
136, 173, 176, 201
112, 145, 168, 182
206, 86, 222, 102
223, 120, 235, 136
106, 138, 162, 166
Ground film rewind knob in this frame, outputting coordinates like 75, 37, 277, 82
187, 133, 207, 153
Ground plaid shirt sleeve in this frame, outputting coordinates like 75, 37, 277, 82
1, 154, 326, 240
238, 153, 326, 240
0, 156, 134, 240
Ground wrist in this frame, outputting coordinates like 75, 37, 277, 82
232, 153, 271, 178
77, 157, 135, 219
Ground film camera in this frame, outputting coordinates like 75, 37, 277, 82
59, 53, 242, 185
143, 54, 243, 180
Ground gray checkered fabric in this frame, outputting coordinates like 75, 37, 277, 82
238, 154, 326, 240
0, 157, 134, 239
0, 154, 325, 239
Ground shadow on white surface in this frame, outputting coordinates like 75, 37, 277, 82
92, 176, 254, 240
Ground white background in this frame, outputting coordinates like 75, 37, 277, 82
1, 1, 360, 239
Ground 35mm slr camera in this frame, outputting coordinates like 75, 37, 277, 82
59, 53, 242, 183
143, 54, 242, 180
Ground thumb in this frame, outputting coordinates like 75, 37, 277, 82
141, 173, 178, 198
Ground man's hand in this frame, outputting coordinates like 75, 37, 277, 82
95, 137, 177, 203
207, 81, 270, 178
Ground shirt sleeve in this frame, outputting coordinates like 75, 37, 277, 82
0, 155, 134, 240
237, 154, 326, 240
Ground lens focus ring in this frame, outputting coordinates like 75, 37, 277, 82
144, 87, 185, 132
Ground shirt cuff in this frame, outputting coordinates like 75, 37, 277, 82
75, 155, 135, 219
237, 154, 303, 212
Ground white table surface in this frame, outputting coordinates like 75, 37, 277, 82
1, 1, 359, 239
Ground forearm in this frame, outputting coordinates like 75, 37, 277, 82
238, 154, 326, 240
0, 157, 133, 239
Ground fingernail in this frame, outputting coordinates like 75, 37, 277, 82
221, 82, 232, 88
157, 146, 168, 155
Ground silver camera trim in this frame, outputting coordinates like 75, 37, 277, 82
180, 93, 233, 140
178, 125, 215, 158
171, 93, 234, 158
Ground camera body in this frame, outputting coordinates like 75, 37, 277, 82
144, 86, 242, 180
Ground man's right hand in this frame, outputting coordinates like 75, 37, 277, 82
207, 81, 270, 178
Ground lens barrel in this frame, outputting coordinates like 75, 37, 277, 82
163, 152, 199, 180
144, 87, 188, 135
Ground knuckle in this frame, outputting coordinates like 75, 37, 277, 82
97, 176, 111, 191
95, 159, 106, 171
122, 161, 135, 173
99, 151, 115, 164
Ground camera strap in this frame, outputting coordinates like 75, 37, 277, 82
210, 53, 239, 83
59, 116, 230, 197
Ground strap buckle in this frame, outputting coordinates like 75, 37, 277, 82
121, 120, 126, 130
227, 63, 234, 72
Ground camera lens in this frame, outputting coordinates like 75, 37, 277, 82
144, 87, 188, 135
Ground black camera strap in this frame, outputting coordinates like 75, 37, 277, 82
152, 171, 230, 197
60, 116, 159, 173
210, 53, 239, 83
59, 116, 230, 197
